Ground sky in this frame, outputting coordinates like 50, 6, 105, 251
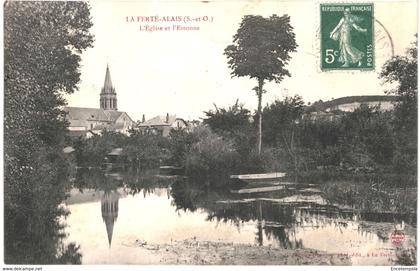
65, 0, 418, 121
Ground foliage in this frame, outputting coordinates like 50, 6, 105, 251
125, 130, 170, 169
73, 130, 128, 166
274, 105, 395, 170
321, 181, 417, 215
258, 147, 289, 172
242, 99, 405, 180
203, 102, 262, 173
203, 100, 251, 135
225, 14, 298, 154
4, 1, 93, 263
224, 15, 298, 83
340, 105, 395, 165
297, 118, 342, 149
395, 247, 417, 266
261, 95, 305, 147
184, 127, 241, 186
167, 129, 200, 166
72, 129, 170, 169
380, 37, 417, 174
198, 94, 410, 180
380, 37, 417, 130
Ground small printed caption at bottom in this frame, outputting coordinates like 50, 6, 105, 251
2, 267, 42, 271
296, 251, 398, 258
126, 15, 214, 32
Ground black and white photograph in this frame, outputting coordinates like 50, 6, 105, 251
2, 0, 418, 269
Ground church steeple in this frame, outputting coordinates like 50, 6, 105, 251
100, 64, 118, 110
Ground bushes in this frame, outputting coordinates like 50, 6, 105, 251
72, 130, 170, 169
167, 129, 199, 166
72, 135, 109, 167
391, 130, 417, 175
275, 105, 404, 173
259, 147, 291, 172
260, 95, 305, 147
203, 100, 251, 135
321, 181, 417, 214
72, 126, 245, 186
201, 101, 265, 177
72, 131, 128, 166
197, 99, 416, 184
125, 130, 170, 169
297, 118, 342, 149
184, 127, 240, 186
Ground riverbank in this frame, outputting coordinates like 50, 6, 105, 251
128, 237, 351, 265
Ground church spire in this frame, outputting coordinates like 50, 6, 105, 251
100, 64, 118, 110
102, 64, 114, 94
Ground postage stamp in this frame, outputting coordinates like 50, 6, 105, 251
320, 3, 374, 70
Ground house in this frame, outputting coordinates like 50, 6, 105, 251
309, 95, 397, 113
304, 111, 343, 122
138, 113, 188, 136
64, 65, 135, 138
303, 95, 398, 122
64, 107, 134, 137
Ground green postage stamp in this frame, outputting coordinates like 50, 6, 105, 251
320, 3, 374, 70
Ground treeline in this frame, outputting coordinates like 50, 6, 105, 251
73, 129, 170, 169
4, 2, 93, 264
73, 94, 416, 188
201, 96, 416, 186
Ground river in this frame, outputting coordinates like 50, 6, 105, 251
63, 169, 416, 265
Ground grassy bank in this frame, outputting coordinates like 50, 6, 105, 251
320, 181, 417, 215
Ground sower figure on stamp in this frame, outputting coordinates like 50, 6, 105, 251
330, 8, 367, 67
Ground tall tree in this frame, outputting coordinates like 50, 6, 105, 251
380, 37, 417, 131
380, 37, 417, 173
224, 15, 298, 154
4, 1, 93, 263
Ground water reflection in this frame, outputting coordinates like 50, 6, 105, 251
101, 189, 119, 247
64, 169, 415, 265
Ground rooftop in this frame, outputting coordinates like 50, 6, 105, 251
138, 114, 178, 127
308, 95, 398, 112
64, 107, 127, 122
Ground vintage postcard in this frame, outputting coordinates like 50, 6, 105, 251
2, 0, 418, 270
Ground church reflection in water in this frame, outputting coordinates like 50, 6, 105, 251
101, 189, 120, 247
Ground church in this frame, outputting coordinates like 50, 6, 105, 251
64, 65, 135, 138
